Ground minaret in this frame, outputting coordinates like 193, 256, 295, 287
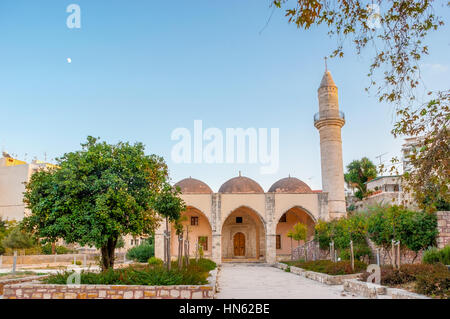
314, 65, 346, 219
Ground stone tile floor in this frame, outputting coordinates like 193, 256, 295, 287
215, 263, 366, 299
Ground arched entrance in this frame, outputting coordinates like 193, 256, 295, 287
233, 232, 245, 256
275, 206, 316, 259
221, 206, 266, 261
170, 206, 212, 259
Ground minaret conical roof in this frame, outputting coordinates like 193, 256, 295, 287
319, 70, 337, 88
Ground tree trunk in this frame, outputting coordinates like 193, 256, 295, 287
178, 234, 183, 270
100, 237, 117, 271
165, 217, 171, 271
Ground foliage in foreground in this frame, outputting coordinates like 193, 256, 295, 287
282, 259, 367, 275
22, 136, 169, 270
44, 258, 216, 286
126, 241, 154, 262
422, 246, 450, 265
361, 263, 449, 299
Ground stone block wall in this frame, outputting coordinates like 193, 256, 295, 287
437, 211, 450, 249
4, 283, 214, 299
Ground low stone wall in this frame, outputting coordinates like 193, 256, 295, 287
343, 279, 430, 299
343, 279, 387, 299
0, 275, 49, 295
3, 269, 217, 299
274, 262, 361, 285
0, 253, 103, 265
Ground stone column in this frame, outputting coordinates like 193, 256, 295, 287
265, 193, 276, 263
211, 193, 222, 264
154, 223, 166, 260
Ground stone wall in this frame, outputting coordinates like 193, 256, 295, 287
4, 283, 214, 299
0, 252, 125, 265
0, 275, 48, 295
437, 211, 450, 249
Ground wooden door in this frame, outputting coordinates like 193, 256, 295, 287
233, 232, 245, 256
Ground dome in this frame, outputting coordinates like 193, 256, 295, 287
174, 177, 213, 194
268, 177, 312, 194
319, 70, 337, 88
219, 175, 264, 194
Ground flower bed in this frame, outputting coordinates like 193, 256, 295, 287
274, 262, 362, 285
4, 259, 217, 299
281, 259, 367, 275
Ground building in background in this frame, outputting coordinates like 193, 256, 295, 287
0, 154, 56, 221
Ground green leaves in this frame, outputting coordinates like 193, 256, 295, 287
344, 157, 377, 199
22, 136, 168, 255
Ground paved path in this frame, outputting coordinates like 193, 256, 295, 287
215, 263, 365, 299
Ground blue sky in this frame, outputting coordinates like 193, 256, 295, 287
0, 0, 449, 191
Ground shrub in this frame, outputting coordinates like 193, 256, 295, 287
415, 266, 449, 298
41, 243, 74, 255
148, 257, 163, 266
126, 243, 154, 262
423, 246, 450, 265
73, 260, 82, 266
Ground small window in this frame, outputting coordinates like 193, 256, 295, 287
191, 216, 199, 226
279, 214, 287, 222
130, 240, 134, 245
198, 236, 208, 251
236, 217, 243, 223
276, 235, 281, 249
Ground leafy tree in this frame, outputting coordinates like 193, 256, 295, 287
273, 0, 449, 212
366, 205, 438, 261
150, 183, 186, 270
344, 157, 377, 199
116, 236, 125, 249
290, 222, 308, 246
0, 218, 16, 255
22, 136, 168, 271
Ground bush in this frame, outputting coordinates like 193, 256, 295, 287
41, 243, 75, 255
282, 259, 367, 275
148, 257, 163, 266
423, 246, 450, 265
415, 266, 449, 298
360, 263, 450, 298
73, 260, 82, 266
126, 243, 154, 262
339, 244, 372, 261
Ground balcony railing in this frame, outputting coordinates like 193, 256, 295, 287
314, 110, 345, 123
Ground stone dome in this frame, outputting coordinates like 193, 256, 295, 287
268, 177, 312, 194
174, 177, 213, 194
219, 175, 264, 194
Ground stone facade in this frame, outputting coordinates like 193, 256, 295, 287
155, 192, 328, 264
437, 211, 450, 249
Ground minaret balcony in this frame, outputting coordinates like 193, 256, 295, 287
314, 110, 345, 128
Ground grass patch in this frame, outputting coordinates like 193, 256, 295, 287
43, 258, 216, 286
281, 259, 367, 275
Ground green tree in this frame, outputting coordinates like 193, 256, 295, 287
273, 0, 449, 212
290, 222, 308, 246
151, 183, 186, 270
22, 136, 168, 271
344, 157, 377, 199
367, 205, 438, 262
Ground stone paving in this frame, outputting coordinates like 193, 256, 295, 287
215, 263, 366, 299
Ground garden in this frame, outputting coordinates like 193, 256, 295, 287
43, 257, 216, 286
281, 204, 449, 298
